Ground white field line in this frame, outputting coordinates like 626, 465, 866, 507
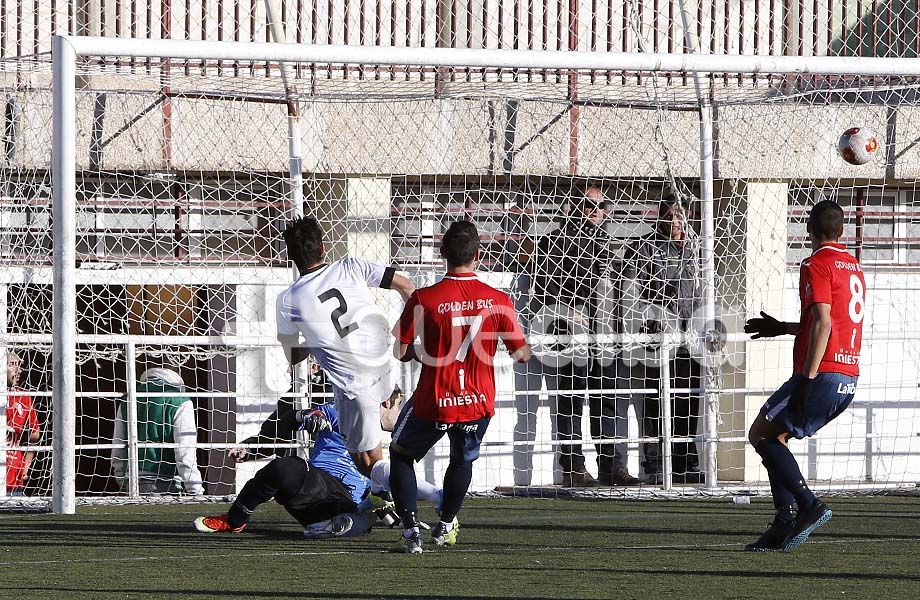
0, 549, 357, 567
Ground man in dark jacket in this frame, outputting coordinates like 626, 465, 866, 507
531, 186, 637, 487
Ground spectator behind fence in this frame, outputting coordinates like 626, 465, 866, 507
112, 367, 204, 495
531, 186, 637, 487
510, 216, 560, 487
622, 194, 705, 484
5, 352, 41, 496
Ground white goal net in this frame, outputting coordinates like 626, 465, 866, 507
2, 38, 919, 511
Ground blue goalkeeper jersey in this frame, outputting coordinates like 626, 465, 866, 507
302, 403, 370, 504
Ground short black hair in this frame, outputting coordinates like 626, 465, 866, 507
809, 200, 845, 241
659, 193, 690, 215
440, 220, 480, 268
283, 216, 325, 271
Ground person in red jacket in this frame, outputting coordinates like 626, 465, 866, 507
389, 220, 532, 553
5, 352, 41, 496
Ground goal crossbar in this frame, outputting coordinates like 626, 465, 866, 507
59, 35, 920, 76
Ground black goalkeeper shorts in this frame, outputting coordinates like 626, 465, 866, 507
274, 457, 358, 527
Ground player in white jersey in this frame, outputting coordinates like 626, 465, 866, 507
276, 216, 415, 494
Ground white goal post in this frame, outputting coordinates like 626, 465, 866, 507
29, 35, 920, 513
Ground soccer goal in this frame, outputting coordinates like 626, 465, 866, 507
1, 36, 919, 513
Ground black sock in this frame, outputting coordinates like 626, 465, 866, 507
440, 459, 473, 520
760, 461, 796, 523
227, 501, 253, 529
388, 448, 419, 528
755, 438, 817, 512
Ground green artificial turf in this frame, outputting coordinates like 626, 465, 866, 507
1, 496, 918, 599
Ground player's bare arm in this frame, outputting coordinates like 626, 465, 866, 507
277, 332, 302, 365
389, 273, 416, 301
393, 340, 425, 364
379, 387, 404, 432
801, 303, 833, 379
511, 343, 532, 363
393, 339, 412, 362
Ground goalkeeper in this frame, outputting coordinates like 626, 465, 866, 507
194, 387, 442, 537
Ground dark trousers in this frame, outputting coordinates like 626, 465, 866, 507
638, 350, 701, 475
544, 360, 591, 474
591, 358, 632, 475
229, 456, 356, 528
512, 355, 559, 485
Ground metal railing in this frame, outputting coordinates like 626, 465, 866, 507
3, 329, 918, 503
1, 1, 916, 62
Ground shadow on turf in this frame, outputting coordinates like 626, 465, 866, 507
423, 565, 920, 583
0, 589, 599, 600
465, 521, 747, 538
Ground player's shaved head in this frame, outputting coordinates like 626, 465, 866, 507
283, 216, 325, 273
441, 220, 480, 269
808, 200, 845, 242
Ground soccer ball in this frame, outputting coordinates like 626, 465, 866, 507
837, 127, 879, 165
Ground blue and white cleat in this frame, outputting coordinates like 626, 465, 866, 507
391, 530, 424, 554
303, 514, 354, 539
782, 501, 832, 552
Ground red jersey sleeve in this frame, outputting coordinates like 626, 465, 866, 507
496, 298, 527, 353
25, 397, 39, 432
397, 291, 422, 344
807, 259, 834, 305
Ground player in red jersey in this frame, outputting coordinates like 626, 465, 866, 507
388, 220, 531, 553
744, 200, 866, 552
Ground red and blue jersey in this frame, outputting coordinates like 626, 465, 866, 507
794, 243, 866, 377
396, 272, 527, 423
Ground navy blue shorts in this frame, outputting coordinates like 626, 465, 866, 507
390, 399, 490, 463
760, 372, 857, 439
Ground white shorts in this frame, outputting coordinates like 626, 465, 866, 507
334, 372, 395, 453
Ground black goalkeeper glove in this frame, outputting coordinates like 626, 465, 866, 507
296, 409, 333, 434
744, 311, 786, 339
788, 375, 814, 415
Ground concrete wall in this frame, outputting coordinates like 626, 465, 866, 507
4, 68, 920, 180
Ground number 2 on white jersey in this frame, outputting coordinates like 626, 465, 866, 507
451, 315, 484, 362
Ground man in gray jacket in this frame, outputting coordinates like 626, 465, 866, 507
622, 194, 704, 484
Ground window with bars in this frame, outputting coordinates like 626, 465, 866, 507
788, 186, 920, 267
0, 174, 289, 267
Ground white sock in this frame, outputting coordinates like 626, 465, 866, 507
369, 459, 391, 492
368, 459, 439, 506
417, 478, 441, 506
